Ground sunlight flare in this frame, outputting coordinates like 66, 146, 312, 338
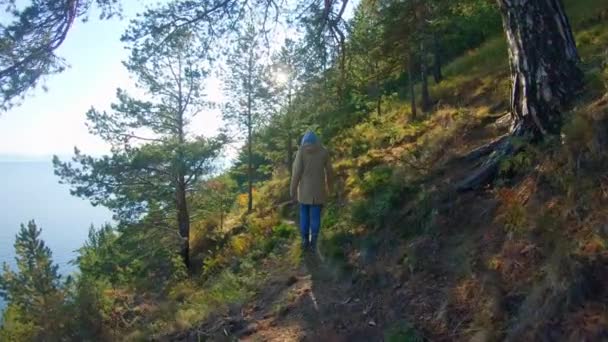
274, 70, 289, 85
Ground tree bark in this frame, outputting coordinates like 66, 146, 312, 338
432, 34, 443, 84
408, 53, 417, 120
287, 85, 294, 176
420, 41, 432, 112
498, 0, 583, 136
175, 55, 191, 270
375, 60, 382, 116
287, 129, 293, 175
176, 180, 190, 270
247, 51, 254, 213
458, 0, 583, 191
247, 105, 253, 213
220, 197, 224, 231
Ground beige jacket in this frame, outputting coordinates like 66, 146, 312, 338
290, 142, 334, 205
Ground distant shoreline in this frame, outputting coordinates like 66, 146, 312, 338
0, 155, 72, 163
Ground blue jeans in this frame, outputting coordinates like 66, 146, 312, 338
300, 204, 322, 248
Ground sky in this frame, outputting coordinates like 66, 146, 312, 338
0, 1, 357, 161
0, 0, 223, 160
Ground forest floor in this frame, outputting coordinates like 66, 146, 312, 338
166, 110, 515, 342
160, 2, 608, 340
241, 147, 501, 342
170, 242, 408, 342
167, 89, 608, 342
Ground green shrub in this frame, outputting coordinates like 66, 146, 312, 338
322, 204, 342, 230
0, 305, 37, 341
498, 138, 540, 181
499, 151, 534, 178
256, 222, 298, 256
202, 251, 225, 277
352, 189, 401, 229
361, 166, 394, 194
208, 271, 250, 306
352, 170, 417, 230
384, 321, 423, 342
64, 276, 113, 340
272, 222, 297, 239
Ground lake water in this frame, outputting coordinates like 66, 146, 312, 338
0, 160, 112, 315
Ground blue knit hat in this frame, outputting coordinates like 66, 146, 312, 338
301, 131, 318, 145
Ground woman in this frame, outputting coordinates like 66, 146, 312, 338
290, 130, 334, 252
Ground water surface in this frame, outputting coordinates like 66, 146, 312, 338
0, 160, 112, 314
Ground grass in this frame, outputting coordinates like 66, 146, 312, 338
577, 24, 608, 60
443, 37, 508, 78
564, 0, 608, 27
147, 266, 262, 335
133, 218, 302, 338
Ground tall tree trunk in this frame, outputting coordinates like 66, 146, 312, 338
287, 85, 294, 176
420, 42, 432, 112
176, 180, 190, 271
458, 0, 583, 191
287, 129, 293, 175
432, 34, 443, 84
175, 56, 190, 270
247, 52, 254, 214
220, 199, 224, 231
375, 59, 382, 116
247, 103, 253, 213
408, 54, 417, 120
337, 33, 347, 102
499, 0, 583, 136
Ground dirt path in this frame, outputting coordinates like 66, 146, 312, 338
236, 250, 384, 342
230, 113, 512, 342
163, 109, 514, 342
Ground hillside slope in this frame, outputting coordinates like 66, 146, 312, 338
153, 2, 608, 341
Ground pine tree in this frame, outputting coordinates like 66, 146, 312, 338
267, 39, 308, 174
0, 0, 120, 110
192, 175, 238, 231
53, 29, 225, 270
223, 22, 271, 213
2, 0, 356, 112
0, 221, 65, 339
458, 0, 584, 190
497, 0, 583, 136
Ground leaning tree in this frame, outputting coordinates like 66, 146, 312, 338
0, 0, 120, 111
458, 0, 584, 190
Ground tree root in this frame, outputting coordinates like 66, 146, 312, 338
457, 134, 511, 163
456, 125, 527, 192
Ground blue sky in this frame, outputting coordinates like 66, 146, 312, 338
0, 1, 356, 161
0, 0, 223, 160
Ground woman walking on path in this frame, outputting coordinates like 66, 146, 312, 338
290, 130, 334, 252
